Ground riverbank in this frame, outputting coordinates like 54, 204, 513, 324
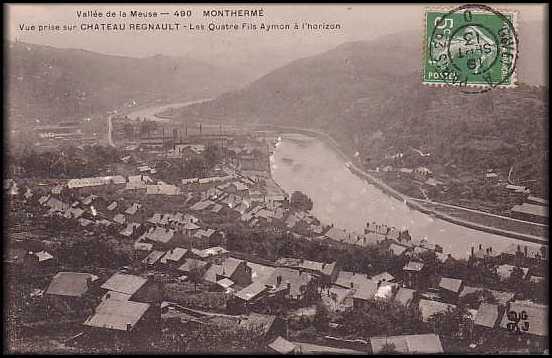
255, 124, 547, 246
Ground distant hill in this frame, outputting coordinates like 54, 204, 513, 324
5, 41, 243, 131
179, 24, 547, 193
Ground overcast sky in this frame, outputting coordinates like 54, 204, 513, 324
5, 3, 547, 77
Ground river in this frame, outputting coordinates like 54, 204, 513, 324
270, 133, 541, 259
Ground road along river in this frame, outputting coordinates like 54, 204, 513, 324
270, 133, 543, 259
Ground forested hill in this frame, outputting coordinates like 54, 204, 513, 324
6, 41, 244, 131
177, 23, 547, 194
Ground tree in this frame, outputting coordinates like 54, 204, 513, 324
313, 303, 330, 331
188, 261, 204, 292
290, 191, 313, 211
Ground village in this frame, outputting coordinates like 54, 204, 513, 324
4, 126, 549, 354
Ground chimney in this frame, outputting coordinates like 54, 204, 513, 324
322, 263, 326, 269
106, 292, 111, 300
350, 282, 354, 289
286, 281, 291, 291
126, 323, 132, 332
276, 275, 282, 286
86, 277, 93, 288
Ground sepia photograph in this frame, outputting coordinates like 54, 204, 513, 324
3, 3, 548, 354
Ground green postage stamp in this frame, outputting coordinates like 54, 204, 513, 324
423, 4, 518, 92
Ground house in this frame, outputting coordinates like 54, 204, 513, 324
473, 303, 500, 330
370, 334, 444, 354
496, 264, 529, 281
265, 267, 317, 303
438, 277, 464, 303
231, 281, 271, 313
276, 257, 338, 283
324, 227, 351, 243
119, 223, 141, 238
388, 243, 409, 256
268, 336, 298, 354
459, 286, 515, 307
146, 184, 180, 196
67, 176, 126, 189
45, 272, 99, 313
418, 299, 456, 322
106, 201, 118, 211
143, 227, 176, 247
499, 301, 546, 337
124, 203, 142, 215
83, 299, 153, 334
190, 246, 229, 264
393, 287, 416, 308
334, 271, 371, 290
142, 250, 165, 267
160, 248, 188, 269
100, 273, 159, 303
403, 261, 424, 289
216, 257, 252, 288
113, 214, 126, 225
351, 279, 379, 309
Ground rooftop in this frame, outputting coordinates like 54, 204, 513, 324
439, 277, 463, 294
101, 273, 148, 296
83, 299, 150, 331
46, 272, 98, 297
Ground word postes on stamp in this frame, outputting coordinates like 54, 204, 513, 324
424, 4, 518, 93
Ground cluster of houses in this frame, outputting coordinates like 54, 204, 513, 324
33, 232, 547, 353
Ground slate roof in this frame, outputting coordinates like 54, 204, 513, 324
46, 272, 97, 297
439, 277, 463, 293
276, 257, 336, 277
474, 303, 500, 328
160, 248, 188, 264
101, 273, 148, 296
203, 264, 223, 284
83, 299, 150, 331
142, 250, 165, 265
352, 279, 379, 301
393, 287, 416, 307
266, 267, 314, 298
124, 203, 142, 215
403, 261, 424, 271
222, 257, 245, 278
234, 281, 269, 302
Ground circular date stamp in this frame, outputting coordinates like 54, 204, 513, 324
423, 4, 519, 94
